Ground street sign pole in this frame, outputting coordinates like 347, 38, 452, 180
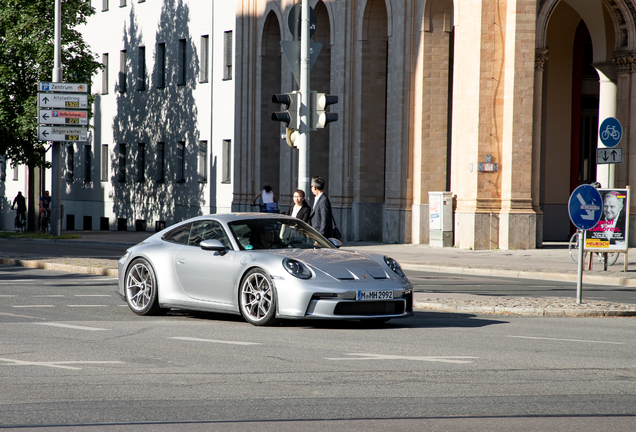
577, 229, 584, 303
297, 0, 310, 195
51, 0, 63, 236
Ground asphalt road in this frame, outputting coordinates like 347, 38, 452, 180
1, 266, 636, 431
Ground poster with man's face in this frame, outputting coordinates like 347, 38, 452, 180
585, 188, 629, 251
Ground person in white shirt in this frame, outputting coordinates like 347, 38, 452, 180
253, 184, 278, 213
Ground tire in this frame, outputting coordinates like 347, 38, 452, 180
125, 258, 163, 315
568, 233, 588, 264
239, 268, 278, 326
603, 252, 620, 266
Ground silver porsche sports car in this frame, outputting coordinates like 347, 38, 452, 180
118, 213, 413, 326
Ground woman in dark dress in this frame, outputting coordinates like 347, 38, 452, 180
285, 189, 311, 223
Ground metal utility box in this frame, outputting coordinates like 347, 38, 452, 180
429, 191, 453, 247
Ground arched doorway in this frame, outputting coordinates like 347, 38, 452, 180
539, 0, 613, 241
260, 11, 282, 197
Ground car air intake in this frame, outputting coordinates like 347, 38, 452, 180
333, 300, 405, 316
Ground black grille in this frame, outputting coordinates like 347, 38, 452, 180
333, 300, 405, 316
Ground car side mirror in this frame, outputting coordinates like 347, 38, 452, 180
200, 239, 227, 256
328, 238, 342, 248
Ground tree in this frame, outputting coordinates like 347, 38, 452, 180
0, 0, 100, 231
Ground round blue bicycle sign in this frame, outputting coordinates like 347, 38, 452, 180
568, 184, 602, 231
599, 117, 622, 148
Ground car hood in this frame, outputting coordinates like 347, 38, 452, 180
270, 249, 390, 280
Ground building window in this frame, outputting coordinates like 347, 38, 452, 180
118, 143, 126, 182
156, 142, 165, 182
178, 39, 186, 85
177, 141, 185, 183
198, 141, 207, 183
67, 145, 74, 183
200, 35, 209, 83
137, 46, 145, 91
157, 43, 166, 88
84, 145, 91, 182
222, 139, 231, 183
101, 144, 108, 182
119, 0, 126, 7
0, 156, 5, 181
223, 31, 232, 80
137, 143, 145, 182
13, 163, 18, 181
102, 0, 108, 12
119, 50, 127, 93
101, 53, 109, 94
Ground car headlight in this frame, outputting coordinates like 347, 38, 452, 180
384, 256, 404, 277
283, 258, 312, 279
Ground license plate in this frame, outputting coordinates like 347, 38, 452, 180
356, 290, 393, 301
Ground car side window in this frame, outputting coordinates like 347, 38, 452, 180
188, 220, 231, 249
162, 223, 192, 245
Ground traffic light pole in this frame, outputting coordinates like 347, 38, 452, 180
297, 0, 311, 195
51, 0, 62, 236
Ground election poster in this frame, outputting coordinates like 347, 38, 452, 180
585, 188, 630, 252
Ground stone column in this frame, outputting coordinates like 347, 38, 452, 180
532, 49, 548, 247
594, 62, 618, 188
498, 0, 538, 250
613, 52, 636, 246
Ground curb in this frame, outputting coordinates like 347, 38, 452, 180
401, 263, 636, 287
0, 257, 118, 277
413, 301, 636, 317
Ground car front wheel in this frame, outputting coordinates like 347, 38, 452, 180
125, 258, 164, 315
239, 269, 278, 326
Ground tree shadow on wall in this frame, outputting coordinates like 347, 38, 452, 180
110, 1, 203, 230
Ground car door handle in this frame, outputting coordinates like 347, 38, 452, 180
177, 259, 186, 265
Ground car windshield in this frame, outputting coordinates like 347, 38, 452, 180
228, 218, 335, 251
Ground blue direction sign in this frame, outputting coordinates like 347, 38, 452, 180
568, 184, 603, 230
599, 117, 622, 148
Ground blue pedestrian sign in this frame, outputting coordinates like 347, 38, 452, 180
568, 185, 602, 230
599, 117, 622, 148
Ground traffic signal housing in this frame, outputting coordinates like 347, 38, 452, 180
311, 92, 338, 130
272, 91, 300, 131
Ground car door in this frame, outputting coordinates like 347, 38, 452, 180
174, 220, 236, 305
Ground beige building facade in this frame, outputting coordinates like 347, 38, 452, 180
233, 0, 636, 249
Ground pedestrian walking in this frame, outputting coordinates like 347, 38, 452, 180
310, 176, 333, 238
285, 189, 311, 223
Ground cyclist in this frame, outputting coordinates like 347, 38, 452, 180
39, 190, 51, 232
11, 191, 27, 229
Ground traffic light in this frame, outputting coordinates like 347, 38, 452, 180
272, 91, 300, 130
311, 92, 338, 130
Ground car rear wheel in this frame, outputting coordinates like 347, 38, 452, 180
125, 258, 164, 315
239, 269, 278, 326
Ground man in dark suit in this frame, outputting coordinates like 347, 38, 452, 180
310, 176, 333, 238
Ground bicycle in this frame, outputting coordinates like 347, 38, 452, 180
40, 210, 51, 234
14, 211, 26, 233
568, 232, 619, 265
601, 125, 620, 141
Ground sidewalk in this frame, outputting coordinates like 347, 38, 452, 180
1, 230, 635, 317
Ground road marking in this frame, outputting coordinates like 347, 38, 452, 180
0, 312, 46, 320
36, 322, 109, 331
13, 305, 54, 308
0, 358, 123, 370
74, 295, 111, 297
507, 335, 624, 345
169, 337, 260, 346
67, 305, 108, 307
326, 353, 478, 364
30, 295, 65, 297
0, 295, 17, 297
